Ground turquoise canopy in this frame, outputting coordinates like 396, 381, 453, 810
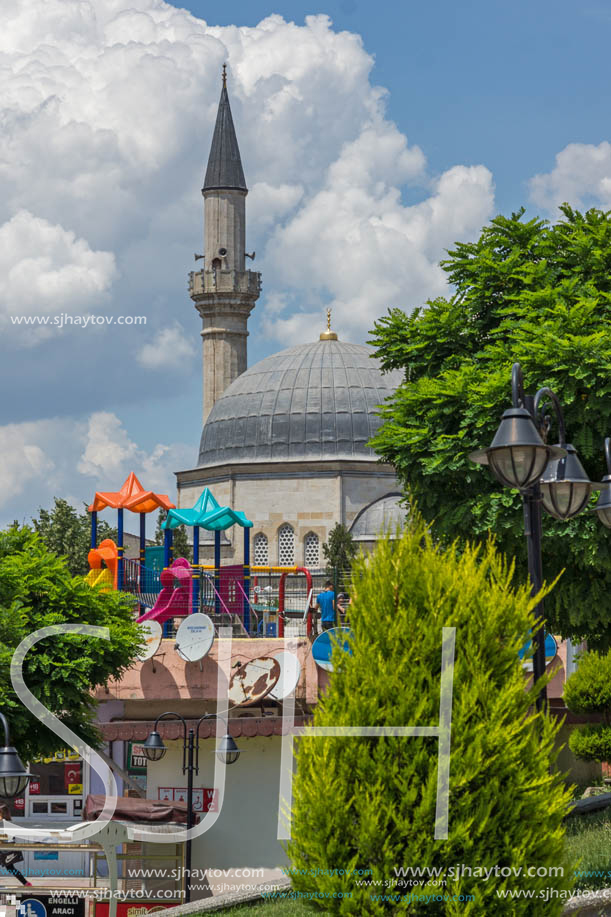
162, 488, 252, 531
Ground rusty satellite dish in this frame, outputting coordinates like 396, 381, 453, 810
228, 656, 281, 707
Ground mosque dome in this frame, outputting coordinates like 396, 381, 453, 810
198, 338, 402, 467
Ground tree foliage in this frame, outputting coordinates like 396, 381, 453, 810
322, 523, 357, 574
564, 650, 611, 762
288, 518, 572, 915
155, 509, 191, 562
0, 525, 142, 761
32, 498, 117, 577
370, 206, 611, 649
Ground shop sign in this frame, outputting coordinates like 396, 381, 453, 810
17, 895, 85, 917
127, 742, 148, 774
158, 787, 218, 812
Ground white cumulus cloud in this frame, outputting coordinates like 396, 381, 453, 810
137, 323, 197, 370
0, 210, 116, 327
530, 141, 611, 211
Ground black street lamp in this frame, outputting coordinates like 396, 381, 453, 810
142, 712, 240, 903
593, 438, 611, 529
0, 713, 35, 800
470, 363, 604, 710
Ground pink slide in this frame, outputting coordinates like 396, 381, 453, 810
137, 557, 193, 625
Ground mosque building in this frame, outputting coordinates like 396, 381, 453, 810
175, 70, 404, 565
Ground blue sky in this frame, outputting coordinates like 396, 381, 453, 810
2, 0, 611, 527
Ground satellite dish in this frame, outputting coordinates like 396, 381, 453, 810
312, 627, 353, 673
175, 614, 215, 662
228, 657, 280, 707
268, 651, 301, 701
137, 621, 162, 661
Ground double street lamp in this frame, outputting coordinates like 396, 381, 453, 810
470, 363, 609, 709
142, 713, 240, 903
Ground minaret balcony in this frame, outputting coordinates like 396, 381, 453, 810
189, 269, 262, 298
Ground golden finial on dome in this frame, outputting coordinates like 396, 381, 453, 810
319, 308, 338, 341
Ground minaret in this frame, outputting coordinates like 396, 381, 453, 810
189, 66, 261, 423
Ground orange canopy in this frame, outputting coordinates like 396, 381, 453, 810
88, 472, 176, 514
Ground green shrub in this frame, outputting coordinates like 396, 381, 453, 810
563, 651, 611, 716
564, 650, 611, 765
287, 518, 573, 915
569, 725, 611, 762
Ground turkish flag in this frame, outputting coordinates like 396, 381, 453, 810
64, 762, 82, 791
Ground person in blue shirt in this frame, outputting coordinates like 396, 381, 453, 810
316, 581, 336, 632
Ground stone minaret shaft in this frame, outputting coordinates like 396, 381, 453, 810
190, 69, 261, 424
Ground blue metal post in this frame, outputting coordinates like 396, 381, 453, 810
117, 508, 124, 590
90, 511, 97, 550
214, 529, 221, 616
139, 513, 146, 615
243, 527, 250, 635
164, 527, 172, 568
192, 526, 200, 614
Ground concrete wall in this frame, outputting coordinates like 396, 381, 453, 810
145, 736, 287, 872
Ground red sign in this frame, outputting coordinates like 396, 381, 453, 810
158, 788, 218, 812
14, 798, 25, 810
64, 762, 82, 792
29, 781, 41, 795
94, 903, 174, 917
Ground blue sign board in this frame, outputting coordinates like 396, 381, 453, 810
518, 633, 558, 665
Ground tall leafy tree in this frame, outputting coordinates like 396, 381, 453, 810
32, 498, 117, 576
370, 206, 611, 649
0, 525, 142, 761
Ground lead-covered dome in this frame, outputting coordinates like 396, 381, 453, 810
198, 339, 402, 467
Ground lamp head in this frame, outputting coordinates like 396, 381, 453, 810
215, 734, 240, 765
0, 746, 34, 799
142, 730, 167, 762
469, 407, 565, 490
593, 474, 611, 528
540, 443, 600, 520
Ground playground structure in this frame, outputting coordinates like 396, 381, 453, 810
85, 538, 118, 590
87, 479, 324, 637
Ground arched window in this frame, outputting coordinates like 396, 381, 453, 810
304, 532, 320, 568
253, 532, 268, 565
211, 257, 221, 270
278, 524, 295, 565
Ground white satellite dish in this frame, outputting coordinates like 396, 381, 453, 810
269, 651, 301, 701
175, 613, 215, 662
137, 620, 162, 661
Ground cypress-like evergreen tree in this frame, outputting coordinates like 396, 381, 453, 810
288, 518, 573, 915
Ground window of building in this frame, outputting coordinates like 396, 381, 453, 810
278, 524, 295, 565
253, 533, 268, 565
304, 532, 320, 568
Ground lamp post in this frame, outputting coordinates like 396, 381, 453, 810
142, 712, 240, 903
0, 713, 35, 800
470, 363, 603, 710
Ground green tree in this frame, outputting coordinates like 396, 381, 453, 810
0, 525, 142, 761
155, 509, 192, 562
32, 498, 117, 576
288, 519, 573, 915
322, 522, 357, 575
370, 206, 611, 649
564, 651, 611, 762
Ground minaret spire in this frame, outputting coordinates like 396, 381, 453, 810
189, 69, 261, 426
203, 67, 247, 194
